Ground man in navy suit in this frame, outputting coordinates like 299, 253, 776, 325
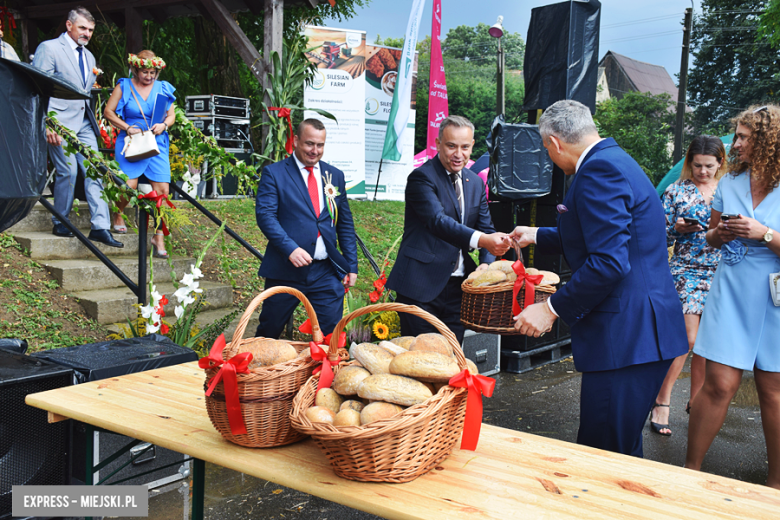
511, 100, 688, 457
255, 118, 358, 338
386, 116, 511, 343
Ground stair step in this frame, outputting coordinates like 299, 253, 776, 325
13, 230, 143, 260
71, 281, 234, 325
105, 307, 256, 344
42, 256, 197, 292
7, 201, 135, 233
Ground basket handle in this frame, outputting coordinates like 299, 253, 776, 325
227, 286, 323, 356
328, 303, 467, 368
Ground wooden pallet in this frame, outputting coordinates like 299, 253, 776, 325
501, 339, 572, 373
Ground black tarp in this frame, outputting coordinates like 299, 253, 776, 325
487, 117, 554, 201
522, 0, 601, 113
0, 58, 89, 232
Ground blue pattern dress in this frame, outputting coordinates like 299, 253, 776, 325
663, 179, 721, 314
113, 77, 176, 182
694, 172, 780, 371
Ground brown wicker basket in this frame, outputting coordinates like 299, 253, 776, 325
289, 303, 468, 483
461, 278, 556, 335
204, 286, 334, 448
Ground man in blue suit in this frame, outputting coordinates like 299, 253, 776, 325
511, 100, 688, 457
386, 116, 511, 343
255, 119, 358, 338
32, 7, 122, 247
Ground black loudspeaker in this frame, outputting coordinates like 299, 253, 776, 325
0, 351, 72, 519
522, 0, 601, 113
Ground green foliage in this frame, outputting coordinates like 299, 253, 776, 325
758, 0, 780, 49
593, 92, 676, 186
442, 23, 525, 70
688, 0, 780, 131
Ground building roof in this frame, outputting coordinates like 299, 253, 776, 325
599, 50, 679, 101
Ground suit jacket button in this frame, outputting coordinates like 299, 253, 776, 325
311, 242, 315, 246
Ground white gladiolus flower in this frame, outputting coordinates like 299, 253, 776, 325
173, 286, 190, 303
140, 305, 155, 320
181, 273, 196, 287
147, 320, 160, 334
174, 305, 185, 319
181, 293, 196, 307
191, 266, 203, 279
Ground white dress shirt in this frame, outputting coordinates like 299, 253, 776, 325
529, 138, 603, 317
64, 34, 89, 86
445, 168, 483, 277
292, 154, 328, 260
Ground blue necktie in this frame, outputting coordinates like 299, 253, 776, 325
77, 46, 86, 87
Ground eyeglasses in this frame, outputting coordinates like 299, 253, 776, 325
753, 106, 768, 114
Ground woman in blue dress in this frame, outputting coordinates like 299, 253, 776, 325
685, 105, 780, 489
649, 136, 726, 436
104, 50, 176, 258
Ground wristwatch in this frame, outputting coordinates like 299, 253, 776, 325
762, 227, 774, 243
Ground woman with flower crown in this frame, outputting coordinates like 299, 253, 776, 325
685, 105, 780, 489
104, 50, 176, 258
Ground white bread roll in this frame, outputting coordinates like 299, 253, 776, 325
304, 406, 335, 424
333, 409, 361, 427
389, 336, 414, 349
472, 270, 507, 287
409, 333, 453, 357
489, 259, 515, 275
241, 339, 298, 368
314, 388, 344, 414
357, 373, 433, 407
377, 341, 407, 356
339, 400, 365, 412
350, 343, 394, 374
359, 402, 404, 425
389, 351, 461, 383
332, 366, 371, 396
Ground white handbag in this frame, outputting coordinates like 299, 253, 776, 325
771, 272, 780, 307
121, 86, 160, 162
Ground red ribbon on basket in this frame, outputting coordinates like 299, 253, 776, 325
512, 260, 544, 316
138, 190, 176, 236
198, 334, 253, 435
268, 107, 294, 155
309, 342, 335, 390
448, 369, 495, 451
298, 319, 347, 349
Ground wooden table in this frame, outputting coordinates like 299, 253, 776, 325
25, 362, 780, 520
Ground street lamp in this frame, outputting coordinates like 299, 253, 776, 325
489, 16, 505, 116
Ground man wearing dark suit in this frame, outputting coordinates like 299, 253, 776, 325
255, 118, 358, 338
32, 7, 122, 247
386, 116, 511, 343
511, 100, 688, 457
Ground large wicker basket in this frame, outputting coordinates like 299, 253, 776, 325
204, 286, 335, 448
461, 278, 556, 335
289, 303, 468, 483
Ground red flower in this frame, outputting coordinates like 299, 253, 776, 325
369, 289, 382, 303
159, 295, 169, 306
160, 323, 170, 334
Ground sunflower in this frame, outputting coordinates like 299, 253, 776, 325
372, 321, 390, 340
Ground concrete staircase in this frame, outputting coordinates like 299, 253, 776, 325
9, 202, 251, 340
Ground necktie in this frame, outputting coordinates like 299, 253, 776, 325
305, 166, 321, 237
77, 46, 86, 87
450, 172, 462, 216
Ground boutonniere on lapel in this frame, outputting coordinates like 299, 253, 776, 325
556, 204, 568, 214
323, 171, 339, 227
92, 67, 103, 76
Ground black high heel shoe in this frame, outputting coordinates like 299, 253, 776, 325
649, 402, 672, 436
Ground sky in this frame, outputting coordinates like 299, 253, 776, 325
324, 0, 704, 84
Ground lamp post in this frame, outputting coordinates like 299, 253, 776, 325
489, 15, 505, 116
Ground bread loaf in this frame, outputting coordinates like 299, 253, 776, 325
297, 347, 311, 359
305, 406, 335, 424
472, 270, 507, 287
333, 409, 361, 427
332, 366, 371, 396
357, 373, 433, 406
389, 351, 461, 383
390, 336, 414, 349
241, 339, 298, 368
314, 388, 344, 414
350, 343, 394, 374
538, 270, 560, 285
339, 400, 365, 413
409, 333, 453, 357
466, 358, 479, 374
360, 402, 404, 425
489, 259, 515, 275
377, 341, 407, 356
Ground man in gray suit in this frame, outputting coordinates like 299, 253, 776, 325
32, 6, 122, 247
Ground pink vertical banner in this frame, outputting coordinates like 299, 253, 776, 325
427, 0, 448, 158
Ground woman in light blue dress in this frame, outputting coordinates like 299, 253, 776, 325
104, 50, 176, 258
686, 105, 780, 489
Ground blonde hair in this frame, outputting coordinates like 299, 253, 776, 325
130, 50, 163, 80
728, 105, 780, 193
680, 135, 728, 181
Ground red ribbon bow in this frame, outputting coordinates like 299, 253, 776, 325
268, 107, 293, 155
512, 260, 544, 316
309, 341, 335, 391
138, 190, 176, 236
198, 334, 253, 435
448, 369, 495, 451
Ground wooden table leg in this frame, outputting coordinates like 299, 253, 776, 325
191, 458, 205, 520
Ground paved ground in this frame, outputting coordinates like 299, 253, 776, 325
127, 354, 769, 519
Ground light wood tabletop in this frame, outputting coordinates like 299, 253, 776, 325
25, 361, 780, 520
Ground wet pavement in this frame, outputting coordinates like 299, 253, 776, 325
124, 354, 769, 519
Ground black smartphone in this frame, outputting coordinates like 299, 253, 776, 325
682, 217, 703, 226
721, 213, 741, 221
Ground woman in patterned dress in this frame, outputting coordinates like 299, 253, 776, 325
686, 106, 780, 489
649, 136, 726, 436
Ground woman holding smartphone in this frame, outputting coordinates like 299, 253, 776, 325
650, 136, 727, 436
685, 105, 780, 489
